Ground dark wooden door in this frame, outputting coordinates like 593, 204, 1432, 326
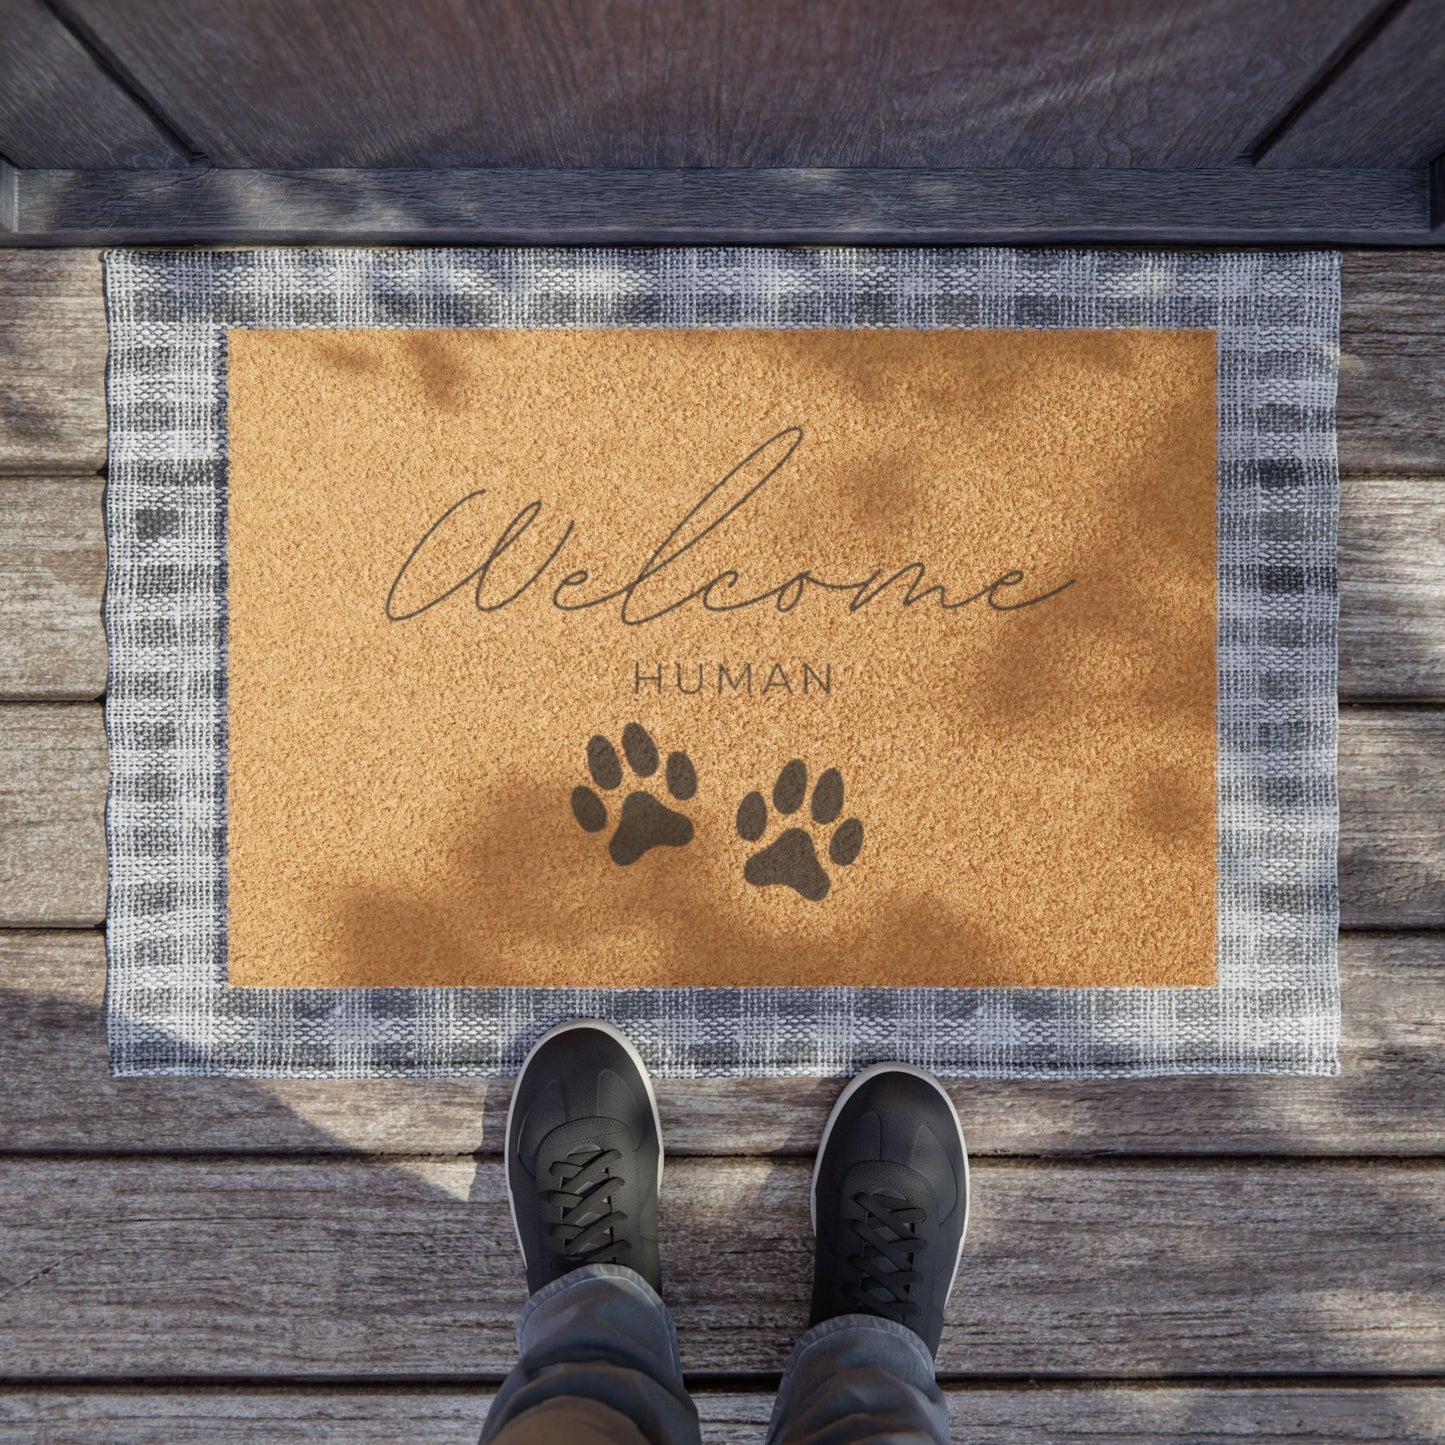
2, 0, 1442, 243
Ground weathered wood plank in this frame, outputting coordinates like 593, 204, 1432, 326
3, 474, 1440, 703
0, 252, 106, 476
0, 1156, 1440, 1377
2, 251, 1442, 475
3, 1383, 1442, 1444
0, 705, 107, 927
0, 0, 189, 168
6, 165, 1433, 247
1259, 0, 1445, 169
0, 478, 105, 701
51, 0, 1378, 170
1339, 708, 1445, 929
1339, 251, 1445, 476
1340, 477, 1445, 701
4, 704, 1439, 931
2, 930, 1440, 1157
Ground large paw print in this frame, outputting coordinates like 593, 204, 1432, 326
572, 723, 697, 866
737, 759, 863, 902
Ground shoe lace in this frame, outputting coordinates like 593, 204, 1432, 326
844, 1189, 926, 1324
545, 1147, 631, 1274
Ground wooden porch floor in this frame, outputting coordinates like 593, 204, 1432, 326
0, 249, 1442, 1443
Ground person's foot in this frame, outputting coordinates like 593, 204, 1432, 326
809, 1063, 968, 1357
506, 1020, 663, 1295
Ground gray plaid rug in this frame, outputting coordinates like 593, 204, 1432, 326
103, 247, 1340, 1078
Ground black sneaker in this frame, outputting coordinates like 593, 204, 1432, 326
809, 1063, 968, 1357
505, 1020, 663, 1295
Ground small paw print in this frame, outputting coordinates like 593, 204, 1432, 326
737, 760, 863, 902
572, 723, 697, 866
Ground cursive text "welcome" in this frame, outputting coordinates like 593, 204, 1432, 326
385, 427, 1075, 627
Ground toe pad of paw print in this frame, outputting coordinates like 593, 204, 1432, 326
737, 758, 863, 901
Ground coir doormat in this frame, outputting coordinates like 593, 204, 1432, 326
103, 248, 1339, 1078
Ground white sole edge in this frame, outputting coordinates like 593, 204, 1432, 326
810, 1062, 970, 1295
505, 1019, 665, 1266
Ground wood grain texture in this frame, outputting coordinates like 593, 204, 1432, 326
0, 1155, 1440, 1378
6, 165, 1432, 246
1339, 708, 1445, 928
0, 251, 106, 475
2, 930, 1440, 1157
0, 0, 187, 168
1260, 0, 1445, 168
3, 251, 1442, 476
0, 477, 105, 701
2, 1383, 1442, 1444
0, 705, 106, 926
3, 704, 1438, 931
1339, 251, 1445, 475
4, 475, 1440, 704
1340, 477, 1445, 701
52, 0, 1378, 170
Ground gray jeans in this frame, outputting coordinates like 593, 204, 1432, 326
482, 1264, 950, 1445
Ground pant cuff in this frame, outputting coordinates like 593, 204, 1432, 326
515, 1263, 676, 1360
782, 1310, 937, 1379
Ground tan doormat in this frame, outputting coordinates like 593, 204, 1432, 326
103, 248, 1341, 1079
225, 326, 1217, 991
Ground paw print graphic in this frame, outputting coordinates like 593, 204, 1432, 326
572, 723, 698, 866
736, 759, 864, 902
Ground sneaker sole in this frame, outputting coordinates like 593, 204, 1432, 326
505, 1018, 665, 1266
810, 1061, 970, 1295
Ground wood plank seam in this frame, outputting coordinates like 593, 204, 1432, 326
8, 703, 1443, 930
36, 0, 202, 160
3, 1384, 1443, 1445
1, 474, 1443, 702
0, 1157, 1439, 1377
1, 1385, 1443, 1445
1, 1371, 1443, 1387
4, 250, 1443, 475
3, 929, 1439, 1157
1245, 0, 1415, 164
